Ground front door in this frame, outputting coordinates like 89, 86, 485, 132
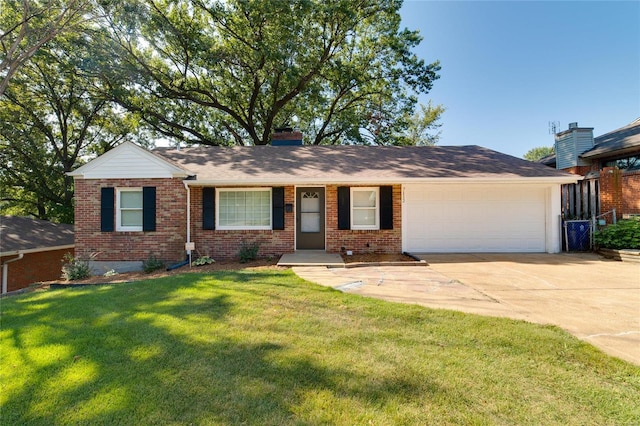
296, 187, 325, 250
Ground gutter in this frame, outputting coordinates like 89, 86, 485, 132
0, 244, 74, 258
182, 176, 580, 186
2, 253, 24, 295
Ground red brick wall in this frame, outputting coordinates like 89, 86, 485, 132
599, 168, 640, 219
74, 178, 187, 263
1, 248, 74, 292
562, 165, 593, 176
190, 186, 295, 260
621, 171, 640, 216
325, 184, 402, 255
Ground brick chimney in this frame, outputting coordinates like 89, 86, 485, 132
271, 127, 303, 146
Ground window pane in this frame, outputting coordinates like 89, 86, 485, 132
353, 208, 376, 226
301, 213, 320, 232
121, 210, 142, 226
121, 191, 143, 208
219, 190, 270, 227
353, 190, 376, 207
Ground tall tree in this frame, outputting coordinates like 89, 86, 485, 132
101, 0, 440, 146
0, 29, 141, 223
523, 146, 554, 162
0, 0, 92, 96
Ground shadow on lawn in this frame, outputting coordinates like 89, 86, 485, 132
2, 272, 440, 425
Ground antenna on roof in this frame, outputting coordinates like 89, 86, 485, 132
548, 121, 560, 135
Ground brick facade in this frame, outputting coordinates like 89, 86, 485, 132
594, 167, 640, 219
190, 186, 295, 260
74, 178, 187, 263
1, 248, 74, 292
75, 180, 404, 263
325, 184, 402, 255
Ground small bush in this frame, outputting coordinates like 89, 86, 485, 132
143, 255, 165, 273
594, 219, 640, 249
61, 254, 92, 281
192, 256, 215, 266
238, 241, 260, 263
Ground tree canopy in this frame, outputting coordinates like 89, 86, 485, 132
523, 146, 554, 162
0, 0, 442, 222
102, 0, 441, 146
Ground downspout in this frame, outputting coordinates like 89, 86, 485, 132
168, 182, 191, 271
2, 253, 24, 295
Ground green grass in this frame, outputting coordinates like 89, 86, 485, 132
1, 269, 639, 425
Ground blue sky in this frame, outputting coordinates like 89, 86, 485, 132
400, 1, 640, 158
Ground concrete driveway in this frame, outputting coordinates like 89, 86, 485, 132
293, 253, 640, 365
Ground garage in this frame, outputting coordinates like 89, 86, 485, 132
403, 184, 548, 253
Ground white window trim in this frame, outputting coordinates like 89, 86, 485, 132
216, 187, 272, 230
116, 187, 143, 232
350, 187, 379, 230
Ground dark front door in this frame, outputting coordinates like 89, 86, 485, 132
296, 187, 325, 250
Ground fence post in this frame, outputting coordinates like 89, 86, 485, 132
613, 208, 616, 224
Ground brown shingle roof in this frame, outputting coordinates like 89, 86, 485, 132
153, 145, 575, 184
1, 216, 74, 255
581, 118, 640, 159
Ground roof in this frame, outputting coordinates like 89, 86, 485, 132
1, 216, 74, 256
152, 144, 577, 185
581, 118, 640, 159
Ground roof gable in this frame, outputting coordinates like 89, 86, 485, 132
68, 142, 190, 179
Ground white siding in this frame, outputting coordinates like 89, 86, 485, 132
72, 142, 186, 179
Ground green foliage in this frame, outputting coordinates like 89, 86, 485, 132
102, 0, 441, 146
238, 241, 260, 263
524, 146, 555, 161
594, 219, 640, 249
0, 19, 144, 223
1, 271, 638, 424
192, 255, 215, 266
61, 253, 91, 281
394, 101, 446, 146
142, 255, 165, 273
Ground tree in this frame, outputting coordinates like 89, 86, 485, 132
0, 29, 142, 223
0, 0, 92, 96
101, 0, 440, 146
523, 146, 554, 162
393, 101, 445, 146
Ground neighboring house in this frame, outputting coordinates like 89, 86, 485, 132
0, 216, 74, 293
69, 131, 577, 272
543, 119, 640, 220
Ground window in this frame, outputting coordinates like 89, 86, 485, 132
351, 187, 379, 230
116, 188, 143, 231
217, 188, 271, 230
605, 155, 640, 171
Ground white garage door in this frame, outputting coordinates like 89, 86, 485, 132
404, 184, 546, 252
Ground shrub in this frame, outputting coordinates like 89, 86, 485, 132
143, 255, 165, 273
61, 253, 92, 281
238, 241, 260, 263
594, 219, 640, 249
192, 256, 215, 266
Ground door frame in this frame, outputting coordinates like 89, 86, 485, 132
295, 185, 326, 250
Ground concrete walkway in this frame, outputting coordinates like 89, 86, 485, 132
278, 251, 344, 267
293, 253, 640, 365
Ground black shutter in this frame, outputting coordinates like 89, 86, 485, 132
100, 187, 115, 232
202, 187, 215, 230
142, 186, 156, 232
380, 186, 393, 230
337, 186, 350, 230
272, 187, 285, 230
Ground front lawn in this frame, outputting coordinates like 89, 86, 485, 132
1, 269, 638, 425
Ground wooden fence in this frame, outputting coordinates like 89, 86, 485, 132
561, 178, 599, 220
